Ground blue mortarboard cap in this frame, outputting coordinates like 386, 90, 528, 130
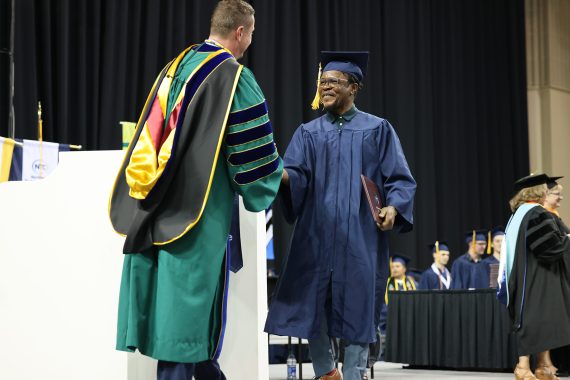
390, 253, 411, 266
491, 226, 505, 238
429, 241, 450, 254
321, 51, 369, 82
464, 230, 487, 244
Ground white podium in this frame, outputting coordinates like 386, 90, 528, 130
0, 151, 268, 380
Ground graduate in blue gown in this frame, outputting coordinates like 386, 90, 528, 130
418, 241, 452, 290
479, 226, 504, 288
450, 230, 489, 289
264, 51, 416, 380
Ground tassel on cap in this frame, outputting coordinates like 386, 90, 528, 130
487, 231, 492, 254
471, 230, 476, 252
311, 63, 322, 110
385, 256, 393, 305
435, 240, 440, 255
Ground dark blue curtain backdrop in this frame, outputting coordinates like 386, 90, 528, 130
0, 0, 529, 271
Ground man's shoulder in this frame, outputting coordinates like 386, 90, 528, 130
299, 115, 329, 132
236, 66, 260, 88
239, 65, 255, 78
231, 66, 266, 111
454, 253, 470, 264
422, 268, 436, 277
355, 110, 386, 125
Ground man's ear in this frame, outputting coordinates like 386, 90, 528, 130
351, 83, 358, 95
236, 26, 244, 40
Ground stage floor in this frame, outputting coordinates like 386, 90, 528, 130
269, 362, 513, 379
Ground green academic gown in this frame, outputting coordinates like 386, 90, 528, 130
115, 42, 282, 363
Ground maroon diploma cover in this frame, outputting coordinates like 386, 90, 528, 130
360, 175, 383, 224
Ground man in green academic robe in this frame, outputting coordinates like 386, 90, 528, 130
108, 1, 282, 378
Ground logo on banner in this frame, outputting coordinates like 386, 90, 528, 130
32, 160, 49, 175
22, 139, 60, 181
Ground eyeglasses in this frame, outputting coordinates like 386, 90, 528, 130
319, 78, 350, 87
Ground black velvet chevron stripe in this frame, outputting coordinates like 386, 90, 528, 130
226, 121, 272, 146
234, 158, 280, 185
528, 216, 559, 252
228, 142, 276, 166
227, 102, 268, 126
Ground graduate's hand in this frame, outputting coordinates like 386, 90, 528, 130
282, 169, 289, 186
377, 206, 398, 231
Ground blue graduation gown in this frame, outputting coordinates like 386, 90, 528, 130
418, 266, 451, 290
450, 253, 488, 289
264, 107, 416, 343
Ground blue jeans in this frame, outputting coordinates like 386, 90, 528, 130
309, 318, 369, 380
157, 360, 226, 380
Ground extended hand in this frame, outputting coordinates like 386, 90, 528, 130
282, 168, 289, 186
376, 206, 398, 231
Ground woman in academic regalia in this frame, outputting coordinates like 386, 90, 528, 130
497, 174, 570, 380
543, 176, 569, 234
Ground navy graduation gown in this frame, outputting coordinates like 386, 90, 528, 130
450, 253, 488, 289
418, 267, 451, 290
264, 107, 416, 343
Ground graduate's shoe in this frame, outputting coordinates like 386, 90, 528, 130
313, 368, 342, 380
535, 366, 560, 380
514, 365, 537, 380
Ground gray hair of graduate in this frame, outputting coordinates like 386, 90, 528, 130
210, 0, 255, 37
509, 184, 547, 212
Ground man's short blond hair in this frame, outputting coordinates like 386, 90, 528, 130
210, 0, 255, 37
509, 184, 547, 212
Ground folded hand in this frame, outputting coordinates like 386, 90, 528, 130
376, 206, 397, 231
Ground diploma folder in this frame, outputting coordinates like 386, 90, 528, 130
360, 174, 383, 224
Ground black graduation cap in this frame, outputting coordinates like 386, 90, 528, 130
547, 176, 563, 190
320, 51, 369, 82
390, 253, 411, 266
429, 241, 450, 254
513, 173, 549, 194
491, 226, 505, 238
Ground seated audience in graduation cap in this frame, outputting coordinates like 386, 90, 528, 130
543, 176, 569, 235
450, 230, 488, 289
418, 241, 452, 290
480, 226, 504, 288
385, 254, 416, 302
497, 173, 570, 380
381, 254, 416, 334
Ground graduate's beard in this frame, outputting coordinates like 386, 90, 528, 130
322, 97, 353, 115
